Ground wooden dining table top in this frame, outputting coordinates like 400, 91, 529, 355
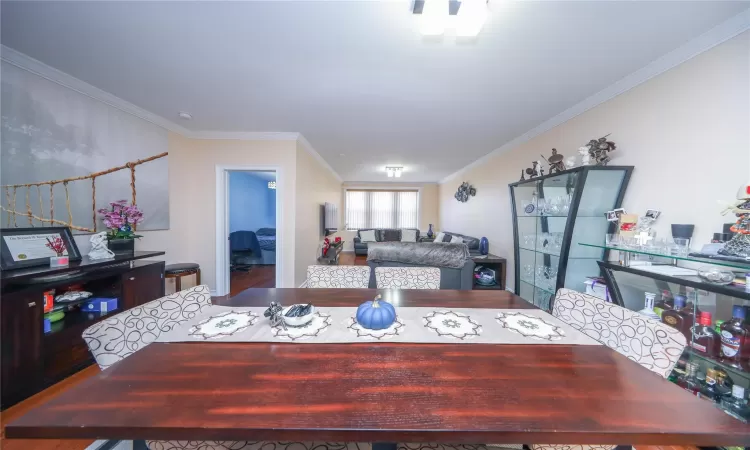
6, 288, 750, 446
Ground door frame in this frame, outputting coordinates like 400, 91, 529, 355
215, 165, 283, 297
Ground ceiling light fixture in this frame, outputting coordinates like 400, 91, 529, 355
413, 0, 488, 37
268, 181, 276, 190
178, 111, 192, 120
386, 166, 403, 178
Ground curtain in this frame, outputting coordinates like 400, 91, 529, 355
345, 190, 418, 229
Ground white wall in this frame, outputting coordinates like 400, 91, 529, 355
137, 134, 298, 290
295, 141, 343, 286
440, 32, 750, 291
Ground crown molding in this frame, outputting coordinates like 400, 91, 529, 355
296, 134, 343, 182
0, 44, 193, 136
440, 8, 750, 184
185, 130, 300, 140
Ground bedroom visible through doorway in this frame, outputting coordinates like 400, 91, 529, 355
228, 170, 277, 294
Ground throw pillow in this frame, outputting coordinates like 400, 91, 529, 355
435, 232, 446, 243
450, 235, 464, 244
360, 230, 377, 242
401, 229, 417, 242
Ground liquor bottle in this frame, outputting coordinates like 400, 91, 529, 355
653, 291, 674, 318
720, 385, 750, 423
698, 368, 721, 403
676, 362, 702, 394
719, 305, 750, 370
661, 295, 694, 341
638, 292, 660, 320
690, 312, 720, 357
713, 368, 733, 400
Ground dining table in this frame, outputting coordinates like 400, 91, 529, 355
5, 288, 750, 447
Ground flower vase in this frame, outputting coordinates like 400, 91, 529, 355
479, 237, 489, 255
427, 224, 434, 239
107, 238, 135, 255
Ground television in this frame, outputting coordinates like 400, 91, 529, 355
322, 202, 339, 234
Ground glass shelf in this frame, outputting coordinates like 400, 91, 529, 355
690, 352, 750, 384
579, 242, 750, 271
519, 246, 560, 257
520, 279, 555, 295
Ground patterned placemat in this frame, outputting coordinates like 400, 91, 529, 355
156, 306, 600, 345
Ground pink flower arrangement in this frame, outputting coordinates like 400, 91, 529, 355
45, 236, 67, 256
97, 200, 144, 239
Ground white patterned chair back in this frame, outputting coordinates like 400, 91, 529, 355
82, 284, 212, 370
306, 265, 370, 288
375, 267, 441, 289
552, 288, 687, 378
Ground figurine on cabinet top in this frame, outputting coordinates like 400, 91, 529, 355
583, 134, 617, 166
541, 148, 566, 174
524, 161, 540, 178
578, 147, 591, 166
718, 182, 750, 257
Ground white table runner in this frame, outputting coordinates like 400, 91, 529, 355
156, 306, 601, 345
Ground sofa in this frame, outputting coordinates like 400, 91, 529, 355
433, 231, 482, 255
353, 228, 420, 256
366, 242, 475, 290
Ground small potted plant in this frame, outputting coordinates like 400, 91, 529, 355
45, 236, 69, 267
97, 200, 143, 255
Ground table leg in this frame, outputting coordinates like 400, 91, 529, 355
373, 443, 397, 450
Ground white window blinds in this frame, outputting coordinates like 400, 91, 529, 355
345, 190, 419, 229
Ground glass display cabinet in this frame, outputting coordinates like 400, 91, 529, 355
588, 247, 750, 422
509, 166, 633, 311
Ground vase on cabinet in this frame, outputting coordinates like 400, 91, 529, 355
427, 224, 435, 239
479, 237, 489, 255
107, 238, 135, 255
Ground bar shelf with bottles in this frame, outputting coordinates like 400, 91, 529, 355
594, 256, 750, 422
509, 166, 633, 311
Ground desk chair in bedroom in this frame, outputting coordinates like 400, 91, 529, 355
229, 230, 262, 272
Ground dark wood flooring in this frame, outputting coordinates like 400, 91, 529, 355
230, 265, 275, 296
338, 252, 367, 266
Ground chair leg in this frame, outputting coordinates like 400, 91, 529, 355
175, 276, 182, 292
196, 268, 201, 286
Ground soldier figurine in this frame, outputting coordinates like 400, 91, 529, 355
541, 148, 566, 174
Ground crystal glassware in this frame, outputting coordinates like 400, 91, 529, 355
605, 234, 619, 247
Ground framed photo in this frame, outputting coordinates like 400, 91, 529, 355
0, 227, 82, 271
605, 211, 618, 222
646, 209, 661, 220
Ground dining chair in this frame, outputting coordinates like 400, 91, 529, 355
307, 265, 371, 288
374, 267, 441, 289
531, 288, 688, 450
83, 285, 370, 450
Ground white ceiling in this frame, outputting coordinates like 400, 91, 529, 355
2, 1, 748, 182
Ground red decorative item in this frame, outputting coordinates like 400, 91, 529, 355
335, 237, 341, 243
45, 237, 67, 257
322, 238, 331, 256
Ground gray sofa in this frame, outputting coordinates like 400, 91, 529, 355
366, 242, 475, 290
353, 228, 420, 256
435, 231, 481, 255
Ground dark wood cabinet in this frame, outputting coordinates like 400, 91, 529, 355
122, 263, 165, 310
1, 252, 165, 409
1, 291, 44, 407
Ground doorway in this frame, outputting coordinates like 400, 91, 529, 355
216, 167, 281, 296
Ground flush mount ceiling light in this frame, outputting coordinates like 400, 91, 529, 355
268, 181, 276, 190
413, 0, 488, 37
386, 166, 403, 178
178, 111, 192, 120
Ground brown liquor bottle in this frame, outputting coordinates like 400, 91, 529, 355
661, 295, 694, 341
690, 312, 720, 357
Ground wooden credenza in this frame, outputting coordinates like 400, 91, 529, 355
1, 251, 165, 409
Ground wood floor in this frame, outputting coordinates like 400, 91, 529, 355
230, 265, 275, 295
338, 252, 367, 265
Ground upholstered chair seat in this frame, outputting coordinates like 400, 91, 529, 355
307, 265, 371, 288
375, 267, 441, 289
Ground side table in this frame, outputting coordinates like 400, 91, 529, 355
317, 241, 344, 265
471, 254, 507, 290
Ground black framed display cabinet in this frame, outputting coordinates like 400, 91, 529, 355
509, 165, 633, 311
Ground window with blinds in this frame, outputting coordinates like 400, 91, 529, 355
345, 190, 419, 230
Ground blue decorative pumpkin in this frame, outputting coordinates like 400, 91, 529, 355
356, 295, 396, 330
